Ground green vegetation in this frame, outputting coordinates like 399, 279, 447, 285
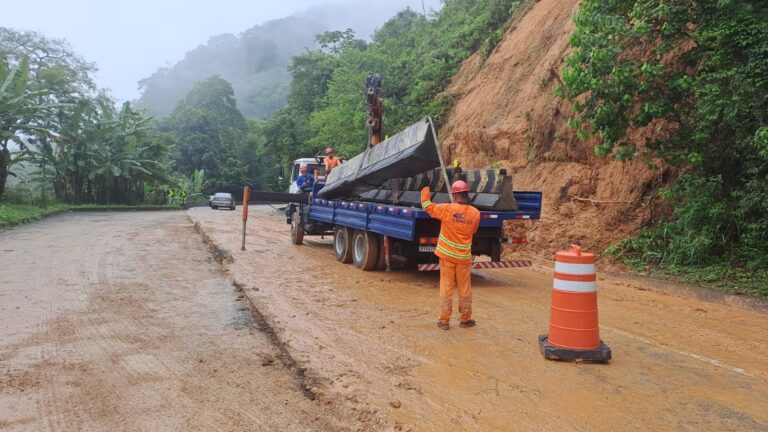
3, 2, 527, 206
261, 0, 525, 169
134, 4, 435, 118
0, 202, 179, 229
562, 1, 768, 293
149, 0, 527, 196
0, 203, 72, 228
1, 3, 514, 229
160, 77, 248, 189
1, 28, 171, 205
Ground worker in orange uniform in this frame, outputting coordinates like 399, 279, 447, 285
324, 148, 340, 172
315, 147, 341, 175
421, 180, 480, 330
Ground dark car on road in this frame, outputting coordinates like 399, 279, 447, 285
210, 192, 236, 210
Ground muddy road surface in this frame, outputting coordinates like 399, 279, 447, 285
189, 205, 768, 432
0, 212, 353, 431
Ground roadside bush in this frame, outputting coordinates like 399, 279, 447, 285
563, 0, 768, 293
2, 182, 36, 205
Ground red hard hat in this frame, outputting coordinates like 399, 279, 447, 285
451, 180, 470, 193
325, 147, 334, 155
299, 165, 307, 173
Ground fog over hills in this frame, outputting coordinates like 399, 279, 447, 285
136, 1, 439, 118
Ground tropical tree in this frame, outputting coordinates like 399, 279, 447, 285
0, 27, 96, 201
0, 58, 54, 200
160, 76, 249, 192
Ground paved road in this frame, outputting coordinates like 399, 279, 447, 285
0, 212, 349, 431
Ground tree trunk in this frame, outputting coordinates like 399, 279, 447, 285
0, 147, 10, 201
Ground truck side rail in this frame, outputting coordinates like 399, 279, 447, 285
306, 191, 542, 240
411, 191, 542, 227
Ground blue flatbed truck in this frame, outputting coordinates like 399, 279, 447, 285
286, 181, 543, 271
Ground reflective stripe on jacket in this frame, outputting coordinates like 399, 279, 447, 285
421, 187, 480, 263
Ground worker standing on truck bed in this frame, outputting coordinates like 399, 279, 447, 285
421, 181, 480, 330
323, 148, 340, 172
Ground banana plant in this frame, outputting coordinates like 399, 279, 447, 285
0, 57, 57, 200
169, 169, 205, 204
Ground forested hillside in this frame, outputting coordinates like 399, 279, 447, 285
259, 0, 525, 167
135, 2, 437, 118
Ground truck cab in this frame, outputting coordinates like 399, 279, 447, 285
288, 158, 321, 194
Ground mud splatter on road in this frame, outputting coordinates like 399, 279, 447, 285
190, 205, 768, 431
0, 212, 353, 431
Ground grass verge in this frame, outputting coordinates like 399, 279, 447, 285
0, 202, 181, 229
605, 242, 768, 299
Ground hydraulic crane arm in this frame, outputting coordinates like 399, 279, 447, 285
365, 73, 383, 146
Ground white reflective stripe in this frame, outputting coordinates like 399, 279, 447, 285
553, 279, 597, 293
554, 262, 596, 275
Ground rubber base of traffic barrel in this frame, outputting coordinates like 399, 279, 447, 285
538, 335, 612, 363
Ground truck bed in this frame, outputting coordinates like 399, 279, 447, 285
308, 191, 542, 241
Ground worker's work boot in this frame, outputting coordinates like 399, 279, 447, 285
459, 319, 476, 328
437, 321, 450, 330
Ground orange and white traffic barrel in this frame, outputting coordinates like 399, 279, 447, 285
539, 244, 611, 362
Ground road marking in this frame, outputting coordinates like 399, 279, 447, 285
601, 326, 751, 377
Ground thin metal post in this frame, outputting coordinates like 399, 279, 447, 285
428, 117, 454, 202
384, 235, 391, 272
241, 221, 246, 251
241, 186, 250, 251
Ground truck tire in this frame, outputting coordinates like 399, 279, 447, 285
291, 210, 304, 245
333, 227, 353, 263
352, 230, 380, 271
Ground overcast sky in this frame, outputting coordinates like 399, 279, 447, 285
2, 0, 442, 103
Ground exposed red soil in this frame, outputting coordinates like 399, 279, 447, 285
439, 0, 670, 258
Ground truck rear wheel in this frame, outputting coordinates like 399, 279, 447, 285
291, 210, 304, 245
333, 227, 353, 263
352, 230, 380, 271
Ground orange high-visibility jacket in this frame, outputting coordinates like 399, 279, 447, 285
421, 187, 480, 263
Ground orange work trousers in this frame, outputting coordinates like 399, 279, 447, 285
438, 259, 472, 324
